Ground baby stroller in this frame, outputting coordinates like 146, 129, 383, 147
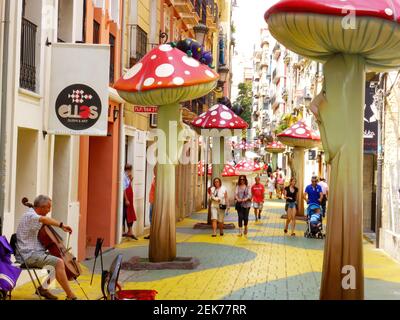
304, 203, 325, 239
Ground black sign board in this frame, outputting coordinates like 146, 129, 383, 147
364, 81, 378, 154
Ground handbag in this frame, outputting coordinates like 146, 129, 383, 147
213, 189, 227, 210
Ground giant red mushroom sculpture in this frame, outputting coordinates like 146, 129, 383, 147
114, 44, 218, 262
265, 0, 400, 299
235, 159, 262, 186
191, 104, 248, 178
265, 141, 286, 171
277, 121, 320, 218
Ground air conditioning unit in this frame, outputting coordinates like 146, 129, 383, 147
150, 114, 158, 128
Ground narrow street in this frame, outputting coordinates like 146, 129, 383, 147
11, 199, 400, 300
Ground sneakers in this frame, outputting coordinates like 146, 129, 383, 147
35, 286, 58, 300
144, 235, 150, 240
65, 296, 78, 300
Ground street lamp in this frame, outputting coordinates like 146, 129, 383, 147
217, 65, 230, 88
193, 23, 209, 46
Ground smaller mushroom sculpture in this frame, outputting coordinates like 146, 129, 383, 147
235, 159, 262, 186
197, 161, 212, 177
265, 141, 286, 171
277, 120, 320, 218
191, 104, 248, 179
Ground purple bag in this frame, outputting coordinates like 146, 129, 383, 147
0, 236, 21, 291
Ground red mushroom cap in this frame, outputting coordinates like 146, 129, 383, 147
265, 141, 286, 154
222, 163, 239, 177
277, 120, 321, 149
265, 0, 400, 22
114, 44, 219, 93
235, 159, 262, 175
198, 161, 212, 176
191, 104, 249, 129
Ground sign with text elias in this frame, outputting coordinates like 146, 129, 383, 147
48, 43, 110, 136
134, 106, 158, 113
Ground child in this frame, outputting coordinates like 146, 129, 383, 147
309, 205, 322, 229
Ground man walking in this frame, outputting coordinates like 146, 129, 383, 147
251, 176, 265, 222
318, 177, 329, 217
304, 176, 323, 207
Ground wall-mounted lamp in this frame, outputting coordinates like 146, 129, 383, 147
113, 108, 120, 122
217, 65, 229, 88
193, 23, 209, 46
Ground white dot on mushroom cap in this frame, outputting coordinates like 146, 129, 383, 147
184, 71, 191, 75
220, 120, 226, 125
143, 77, 155, 87
195, 119, 202, 124
212, 119, 217, 122
211, 111, 218, 116
220, 111, 233, 120
205, 70, 215, 78
285, 130, 292, 135
155, 64, 175, 78
151, 55, 157, 60
173, 77, 185, 85
296, 128, 306, 135
158, 81, 162, 85
209, 105, 219, 111
223, 106, 229, 110
123, 63, 143, 80
182, 55, 200, 67
159, 44, 173, 52
230, 123, 235, 126
385, 8, 393, 16
168, 57, 173, 60
292, 124, 299, 129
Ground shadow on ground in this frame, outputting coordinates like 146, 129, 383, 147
247, 235, 325, 250
83, 242, 257, 282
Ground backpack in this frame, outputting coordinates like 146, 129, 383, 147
0, 236, 21, 292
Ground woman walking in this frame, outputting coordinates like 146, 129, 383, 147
276, 174, 285, 199
210, 178, 229, 237
235, 175, 252, 237
283, 177, 299, 236
266, 173, 276, 199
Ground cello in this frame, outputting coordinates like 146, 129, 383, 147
21, 198, 82, 281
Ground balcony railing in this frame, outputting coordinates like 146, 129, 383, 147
20, 18, 37, 92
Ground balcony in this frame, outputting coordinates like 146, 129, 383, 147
206, 0, 217, 30
175, 0, 195, 14
20, 18, 37, 92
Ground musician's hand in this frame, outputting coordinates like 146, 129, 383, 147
62, 225, 72, 233
125, 200, 130, 206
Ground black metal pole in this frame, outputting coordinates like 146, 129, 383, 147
204, 136, 209, 208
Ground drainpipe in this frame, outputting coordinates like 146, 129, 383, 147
0, 0, 10, 235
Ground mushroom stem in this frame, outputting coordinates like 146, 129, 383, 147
211, 136, 225, 179
318, 54, 365, 300
292, 147, 305, 216
149, 103, 180, 262
272, 154, 278, 171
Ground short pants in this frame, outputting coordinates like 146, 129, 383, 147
24, 252, 60, 269
285, 202, 297, 211
253, 202, 263, 209
210, 206, 225, 223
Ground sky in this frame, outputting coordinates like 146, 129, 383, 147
231, 0, 279, 100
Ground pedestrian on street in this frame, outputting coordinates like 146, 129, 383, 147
283, 178, 299, 236
318, 177, 329, 217
267, 162, 273, 176
144, 167, 156, 240
123, 164, 138, 240
209, 177, 229, 237
266, 173, 276, 199
304, 176, 323, 207
235, 175, 252, 237
276, 173, 285, 199
251, 176, 265, 222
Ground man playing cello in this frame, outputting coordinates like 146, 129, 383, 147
16, 195, 77, 300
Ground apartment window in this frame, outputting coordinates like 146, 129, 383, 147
109, 33, 115, 83
20, 17, 37, 91
129, 25, 148, 67
93, 21, 100, 44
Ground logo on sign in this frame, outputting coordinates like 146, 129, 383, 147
55, 84, 101, 130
